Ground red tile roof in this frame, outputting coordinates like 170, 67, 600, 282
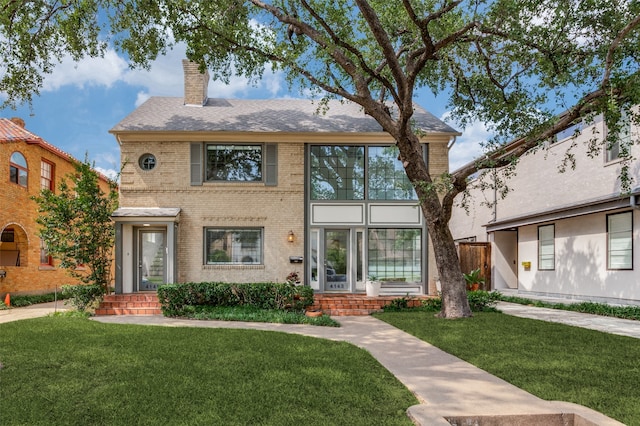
0, 117, 73, 162
0, 118, 113, 184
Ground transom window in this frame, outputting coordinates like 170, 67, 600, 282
205, 228, 263, 264
206, 144, 262, 182
608, 212, 633, 270
41, 160, 54, 190
538, 224, 555, 270
310, 145, 417, 200
10, 152, 28, 187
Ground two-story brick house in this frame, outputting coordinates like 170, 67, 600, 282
449, 112, 640, 304
109, 61, 459, 295
0, 118, 112, 297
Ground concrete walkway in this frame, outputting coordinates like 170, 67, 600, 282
1, 300, 630, 425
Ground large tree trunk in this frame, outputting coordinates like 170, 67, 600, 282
426, 214, 472, 318
393, 129, 472, 318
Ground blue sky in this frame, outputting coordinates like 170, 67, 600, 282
1, 45, 489, 179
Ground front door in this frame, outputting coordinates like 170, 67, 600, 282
138, 230, 166, 291
324, 229, 350, 291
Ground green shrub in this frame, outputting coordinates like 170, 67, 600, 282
157, 282, 314, 317
467, 290, 501, 312
8, 292, 69, 308
61, 284, 104, 312
384, 291, 500, 313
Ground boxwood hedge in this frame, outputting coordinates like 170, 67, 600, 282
157, 282, 314, 317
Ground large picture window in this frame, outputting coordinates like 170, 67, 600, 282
538, 224, 555, 270
310, 145, 419, 201
206, 144, 262, 182
608, 212, 633, 270
205, 228, 262, 264
368, 146, 417, 200
368, 229, 421, 282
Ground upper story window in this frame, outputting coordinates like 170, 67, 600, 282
310, 145, 417, 201
554, 121, 583, 143
311, 145, 364, 200
606, 110, 631, 163
191, 143, 276, 186
138, 153, 156, 171
368, 146, 417, 200
40, 160, 54, 191
10, 152, 27, 187
206, 144, 262, 182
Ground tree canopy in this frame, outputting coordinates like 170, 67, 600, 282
4, 0, 639, 317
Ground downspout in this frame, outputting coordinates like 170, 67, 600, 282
447, 135, 457, 150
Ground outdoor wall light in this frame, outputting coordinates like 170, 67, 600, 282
287, 230, 295, 243
0, 270, 6, 278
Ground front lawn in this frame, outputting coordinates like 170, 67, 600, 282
376, 311, 640, 425
0, 317, 415, 425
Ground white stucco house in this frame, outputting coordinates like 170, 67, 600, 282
449, 112, 640, 304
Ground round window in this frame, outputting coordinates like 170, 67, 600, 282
138, 153, 156, 171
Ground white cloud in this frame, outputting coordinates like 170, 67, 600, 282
43, 42, 287, 101
443, 113, 492, 172
94, 166, 119, 182
44, 50, 129, 91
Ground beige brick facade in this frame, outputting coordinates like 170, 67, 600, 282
111, 65, 457, 294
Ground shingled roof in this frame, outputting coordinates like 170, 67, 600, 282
110, 97, 459, 135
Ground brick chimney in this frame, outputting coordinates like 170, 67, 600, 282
10, 117, 25, 128
182, 60, 210, 106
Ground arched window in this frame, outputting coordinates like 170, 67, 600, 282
10, 152, 28, 187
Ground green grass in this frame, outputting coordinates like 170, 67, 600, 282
0, 317, 416, 425
182, 305, 340, 327
375, 311, 640, 425
499, 294, 640, 320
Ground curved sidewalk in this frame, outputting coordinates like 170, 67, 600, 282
1, 302, 628, 425
91, 313, 623, 425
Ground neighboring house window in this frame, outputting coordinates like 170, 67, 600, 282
40, 238, 53, 266
40, 160, 54, 191
368, 146, 417, 200
9, 152, 28, 187
608, 211, 633, 270
139, 153, 156, 171
554, 121, 582, 143
205, 228, 262, 264
1, 229, 14, 242
538, 224, 555, 270
606, 111, 631, 163
368, 229, 422, 282
206, 144, 262, 181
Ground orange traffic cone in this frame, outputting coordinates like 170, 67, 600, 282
3, 293, 9, 307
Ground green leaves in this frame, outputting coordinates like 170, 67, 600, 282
32, 158, 118, 291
